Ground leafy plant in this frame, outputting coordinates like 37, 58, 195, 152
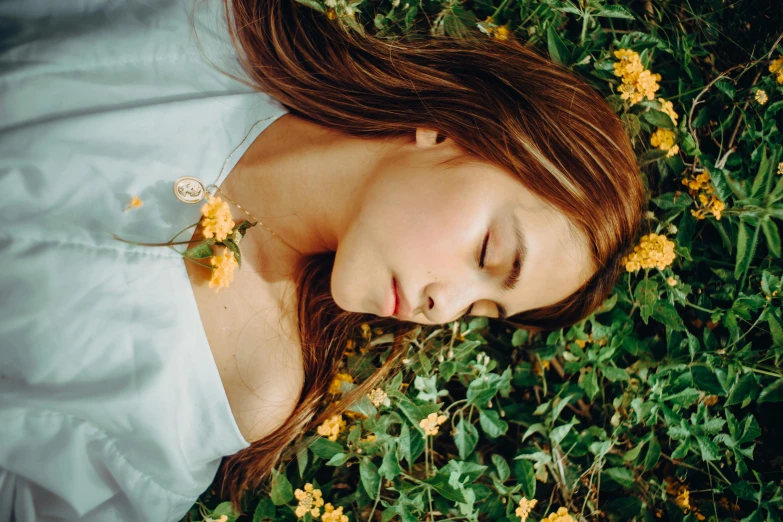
187, 1, 783, 521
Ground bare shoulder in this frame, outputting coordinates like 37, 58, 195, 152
233, 306, 305, 444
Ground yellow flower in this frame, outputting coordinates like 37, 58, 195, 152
124, 196, 143, 212
658, 98, 679, 125
755, 89, 768, 105
613, 49, 661, 105
650, 128, 679, 157
294, 483, 325, 519
770, 56, 783, 84
208, 248, 238, 292
329, 373, 353, 395
681, 171, 725, 220
321, 503, 349, 522
200, 194, 235, 241
515, 497, 538, 521
620, 233, 677, 272
494, 25, 511, 41
317, 414, 346, 442
419, 412, 448, 436
541, 507, 575, 522
667, 277, 678, 287
368, 388, 390, 408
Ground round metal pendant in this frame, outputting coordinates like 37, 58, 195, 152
173, 176, 207, 204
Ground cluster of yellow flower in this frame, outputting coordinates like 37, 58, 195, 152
613, 49, 661, 104
541, 507, 576, 522
316, 414, 346, 442
419, 412, 448, 436
207, 248, 238, 292
200, 194, 235, 241
770, 56, 783, 84
368, 387, 390, 408
321, 503, 349, 522
620, 233, 677, 272
681, 171, 726, 220
480, 16, 511, 40
515, 497, 537, 522
648, 98, 680, 156
514, 497, 574, 522
665, 479, 706, 520
328, 372, 353, 395
294, 483, 325, 518
755, 89, 769, 105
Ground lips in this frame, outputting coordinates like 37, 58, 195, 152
393, 278, 412, 320
392, 278, 400, 316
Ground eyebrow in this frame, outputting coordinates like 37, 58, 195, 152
496, 212, 526, 320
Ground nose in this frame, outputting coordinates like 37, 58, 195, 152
422, 280, 470, 324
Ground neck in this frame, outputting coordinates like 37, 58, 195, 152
219, 114, 401, 259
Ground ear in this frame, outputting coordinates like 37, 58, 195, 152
415, 128, 448, 147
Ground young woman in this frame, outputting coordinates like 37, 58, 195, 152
0, 0, 646, 520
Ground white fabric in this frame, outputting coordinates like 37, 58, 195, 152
0, 0, 289, 520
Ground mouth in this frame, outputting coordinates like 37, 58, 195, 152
392, 277, 400, 316
382, 276, 399, 318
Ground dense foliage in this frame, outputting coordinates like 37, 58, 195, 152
187, 1, 783, 521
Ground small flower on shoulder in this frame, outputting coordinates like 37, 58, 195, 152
124, 196, 143, 212
200, 194, 235, 241
208, 248, 238, 292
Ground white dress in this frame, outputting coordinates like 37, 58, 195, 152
0, 0, 289, 520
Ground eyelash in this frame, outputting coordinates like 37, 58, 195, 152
466, 232, 490, 316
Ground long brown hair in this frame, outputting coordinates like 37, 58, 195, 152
202, 0, 647, 511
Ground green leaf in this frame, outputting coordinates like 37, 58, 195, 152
424, 473, 467, 503
182, 241, 214, 260
360, 458, 381, 497
762, 218, 781, 257
455, 418, 479, 459
751, 147, 770, 198
550, 418, 578, 446
580, 367, 600, 401
378, 447, 403, 480
310, 437, 344, 459
759, 378, 783, 403
269, 469, 293, 506
642, 110, 675, 129
513, 458, 536, 498
604, 467, 635, 488
652, 301, 686, 331
212, 502, 240, 522
643, 435, 661, 472
491, 454, 510, 482
604, 497, 643, 521
726, 373, 759, 407
252, 498, 276, 522
546, 26, 570, 66
595, 5, 635, 19
479, 409, 508, 438
602, 365, 630, 382
634, 279, 658, 324
697, 436, 721, 461
222, 239, 242, 268
735, 218, 760, 282
326, 452, 351, 466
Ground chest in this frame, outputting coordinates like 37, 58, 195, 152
183, 221, 304, 443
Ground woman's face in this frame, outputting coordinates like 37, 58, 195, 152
330, 129, 596, 325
